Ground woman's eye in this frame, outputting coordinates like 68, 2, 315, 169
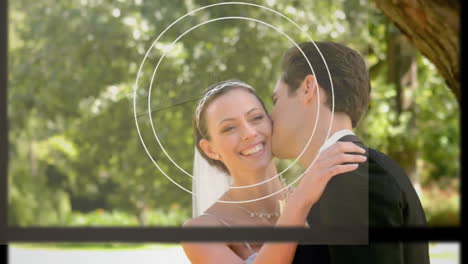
222, 126, 234, 133
253, 115, 264, 121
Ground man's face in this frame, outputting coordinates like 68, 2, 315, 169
270, 79, 306, 159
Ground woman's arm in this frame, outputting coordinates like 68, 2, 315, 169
182, 242, 246, 264
183, 141, 366, 264
181, 195, 310, 264
252, 142, 367, 263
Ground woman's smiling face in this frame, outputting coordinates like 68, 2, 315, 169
199, 88, 273, 175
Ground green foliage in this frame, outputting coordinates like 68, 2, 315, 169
8, 0, 459, 226
64, 208, 188, 227
421, 179, 459, 226
66, 209, 139, 226
145, 207, 190, 226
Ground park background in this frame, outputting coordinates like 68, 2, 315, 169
8, 0, 459, 229
6, 0, 460, 261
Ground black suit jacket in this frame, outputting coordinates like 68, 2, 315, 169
293, 135, 429, 264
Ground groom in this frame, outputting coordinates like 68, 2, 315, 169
270, 41, 429, 263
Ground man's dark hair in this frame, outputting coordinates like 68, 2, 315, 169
281, 41, 371, 127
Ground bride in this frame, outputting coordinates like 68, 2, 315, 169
182, 80, 367, 263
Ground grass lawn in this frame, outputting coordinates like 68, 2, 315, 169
429, 242, 459, 263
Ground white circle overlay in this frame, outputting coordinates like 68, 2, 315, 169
133, 2, 335, 203
148, 17, 318, 186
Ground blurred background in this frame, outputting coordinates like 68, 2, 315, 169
8, 0, 459, 230
7, 242, 461, 264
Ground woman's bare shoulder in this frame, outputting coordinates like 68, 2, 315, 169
183, 212, 225, 227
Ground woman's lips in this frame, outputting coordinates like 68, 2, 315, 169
240, 142, 266, 157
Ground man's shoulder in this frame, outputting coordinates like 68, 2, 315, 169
337, 137, 411, 210
366, 147, 427, 225
338, 135, 407, 183
368, 148, 405, 175
367, 147, 413, 193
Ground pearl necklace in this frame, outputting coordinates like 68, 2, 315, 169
224, 180, 290, 219
231, 202, 281, 219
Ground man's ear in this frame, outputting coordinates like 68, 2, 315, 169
199, 139, 221, 161
302, 74, 318, 104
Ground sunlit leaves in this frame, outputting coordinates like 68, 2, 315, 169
8, 0, 459, 226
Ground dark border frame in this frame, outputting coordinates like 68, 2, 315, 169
1, 0, 9, 243
4, 227, 461, 242
1, 0, 463, 255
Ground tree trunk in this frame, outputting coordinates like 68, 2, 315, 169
374, 0, 460, 102
386, 23, 421, 194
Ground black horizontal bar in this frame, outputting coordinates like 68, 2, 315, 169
1, 227, 459, 243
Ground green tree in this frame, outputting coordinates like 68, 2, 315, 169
8, 0, 459, 226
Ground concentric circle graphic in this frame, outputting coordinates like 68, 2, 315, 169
148, 17, 318, 186
133, 2, 336, 204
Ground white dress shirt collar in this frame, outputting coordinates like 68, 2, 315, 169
318, 129, 355, 153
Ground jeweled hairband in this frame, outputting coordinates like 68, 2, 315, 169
195, 81, 255, 130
